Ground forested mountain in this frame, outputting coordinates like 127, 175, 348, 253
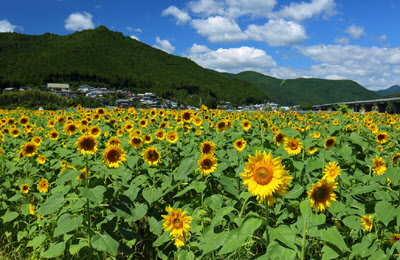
0, 26, 267, 107
374, 85, 400, 96
218, 71, 380, 106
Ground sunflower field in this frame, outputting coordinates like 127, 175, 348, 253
1, 106, 400, 259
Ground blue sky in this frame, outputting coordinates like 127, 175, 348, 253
1, 0, 399, 90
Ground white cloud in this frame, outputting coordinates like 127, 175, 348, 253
191, 16, 248, 43
0, 19, 20, 32
345, 24, 365, 40
271, 0, 337, 21
65, 12, 94, 31
334, 36, 350, 45
188, 0, 224, 17
295, 44, 400, 89
127, 26, 142, 33
187, 46, 277, 72
188, 43, 211, 53
245, 19, 307, 46
153, 37, 175, 53
162, 6, 191, 25
224, 0, 276, 18
130, 35, 139, 41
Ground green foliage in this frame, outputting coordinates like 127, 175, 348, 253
0, 26, 267, 106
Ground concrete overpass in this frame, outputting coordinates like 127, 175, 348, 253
312, 97, 400, 113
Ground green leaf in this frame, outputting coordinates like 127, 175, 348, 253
350, 183, 380, 195
41, 242, 66, 258
132, 203, 148, 221
53, 213, 83, 237
201, 231, 229, 255
342, 215, 361, 230
270, 225, 296, 249
127, 155, 140, 170
149, 217, 162, 236
37, 192, 64, 215
80, 185, 106, 204
174, 156, 197, 181
321, 244, 340, 260
56, 168, 81, 184
300, 199, 312, 219
142, 187, 163, 204
218, 175, 239, 197
219, 217, 262, 255
2, 210, 19, 223
204, 194, 223, 211
386, 167, 400, 182
91, 233, 119, 256
69, 239, 88, 255
310, 214, 326, 226
350, 233, 375, 258
285, 184, 304, 199
375, 201, 397, 226
153, 231, 171, 247
320, 227, 350, 252
27, 234, 47, 249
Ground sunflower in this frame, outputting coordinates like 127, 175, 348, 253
375, 132, 389, 144
284, 138, 302, 155
241, 119, 251, 131
234, 138, 247, 152
139, 119, 148, 129
308, 177, 337, 211
306, 146, 319, 155
200, 141, 216, 155
174, 236, 185, 248
216, 120, 227, 133
48, 129, 60, 140
312, 132, 321, 139
10, 128, 20, 138
161, 206, 193, 238
361, 215, 373, 231
32, 136, 42, 146
29, 204, 35, 215
76, 135, 98, 155
37, 179, 49, 193
64, 122, 79, 135
19, 116, 29, 125
154, 129, 165, 140
107, 137, 122, 147
274, 132, 286, 146
240, 151, 292, 204
142, 146, 161, 166
166, 131, 179, 143
20, 184, 30, 194
192, 116, 202, 127
323, 161, 341, 180
77, 167, 91, 180
324, 137, 336, 149
37, 154, 46, 164
20, 142, 38, 157
390, 234, 400, 244
372, 156, 386, 175
198, 154, 218, 175
129, 135, 143, 149
392, 153, 400, 164
181, 110, 192, 123
144, 134, 153, 144
103, 145, 127, 168
89, 125, 102, 138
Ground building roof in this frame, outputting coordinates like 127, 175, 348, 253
47, 83, 70, 89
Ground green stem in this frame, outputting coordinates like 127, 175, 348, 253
300, 215, 308, 260
265, 200, 270, 247
85, 154, 92, 259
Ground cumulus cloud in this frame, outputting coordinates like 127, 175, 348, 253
188, 0, 224, 17
345, 24, 365, 40
223, 0, 276, 18
334, 36, 350, 45
65, 12, 94, 31
153, 37, 175, 53
162, 6, 191, 24
191, 16, 248, 43
0, 19, 20, 32
295, 44, 400, 89
271, 0, 337, 21
187, 46, 277, 72
188, 43, 211, 53
245, 19, 307, 46
130, 35, 139, 41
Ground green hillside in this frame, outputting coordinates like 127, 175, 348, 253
222, 71, 380, 106
374, 85, 400, 96
0, 26, 267, 107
